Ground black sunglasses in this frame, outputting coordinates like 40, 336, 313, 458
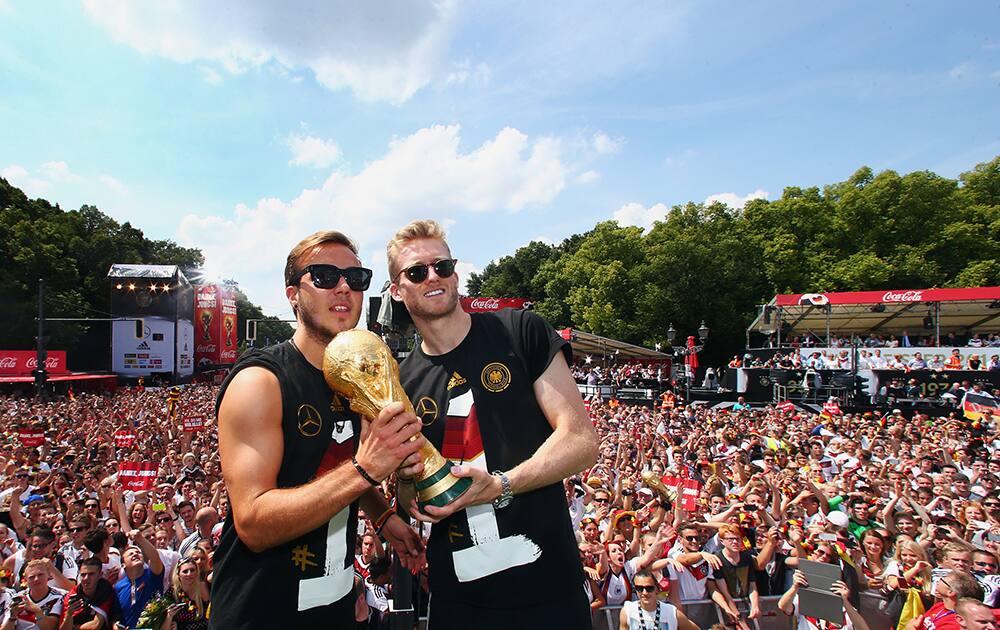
395, 259, 457, 284
683, 535, 701, 542
634, 584, 657, 593
69, 526, 87, 533
292, 264, 372, 291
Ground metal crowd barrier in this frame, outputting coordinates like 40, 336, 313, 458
597, 591, 892, 630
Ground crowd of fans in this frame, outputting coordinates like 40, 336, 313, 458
3, 374, 1000, 629
730, 348, 1000, 372
775, 331, 1000, 350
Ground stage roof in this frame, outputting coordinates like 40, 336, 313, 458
558, 328, 671, 360
747, 286, 1000, 336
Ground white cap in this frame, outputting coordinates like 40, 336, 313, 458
827, 511, 849, 529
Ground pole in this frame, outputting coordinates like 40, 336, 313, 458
35, 279, 48, 398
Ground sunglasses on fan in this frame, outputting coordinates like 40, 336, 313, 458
395, 259, 457, 284
291, 264, 372, 291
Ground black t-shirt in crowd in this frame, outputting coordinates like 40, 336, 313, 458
715, 550, 759, 600
399, 309, 586, 610
209, 341, 361, 629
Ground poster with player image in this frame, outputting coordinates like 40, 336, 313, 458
194, 284, 238, 366
195, 284, 223, 366
220, 284, 238, 363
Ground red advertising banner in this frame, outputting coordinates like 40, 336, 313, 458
182, 416, 205, 432
680, 479, 701, 512
660, 475, 701, 511
460, 297, 532, 313
0, 351, 69, 377
118, 461, 157, 491
774, 286, 1000, 307
18, 429, 45, 447
195, 284, 238, 368
114, 430, 137, 448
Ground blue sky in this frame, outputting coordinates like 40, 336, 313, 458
2, 1, 998, 317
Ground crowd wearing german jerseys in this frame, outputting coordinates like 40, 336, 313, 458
3, 381, 1000, 629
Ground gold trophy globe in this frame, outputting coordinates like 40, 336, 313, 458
323, 329, 471, 511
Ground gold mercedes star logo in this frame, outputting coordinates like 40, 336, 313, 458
297, 404, 322, 437
415, 396, 439, 426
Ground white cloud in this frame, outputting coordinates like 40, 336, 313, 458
39, 161, 83, 183
613, 202, 667, 231
287, 134, 342, 169
704, 189, 769, 209
592, 132, 624, 155
177, 124, 568, 311
576, 169, 600, 184
81, 0, 459, 104
2, 161, 135, 218
99, 174, 129, 195
198, 65, 223, 85
444, 60, 491, 87
1, 164, 49, 196
948, 60, 976, 80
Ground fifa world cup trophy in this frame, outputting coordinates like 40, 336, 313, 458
323, 329, 471, 511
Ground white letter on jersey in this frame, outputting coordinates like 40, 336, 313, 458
297, 508, 353, 610
447, 390, 541, 582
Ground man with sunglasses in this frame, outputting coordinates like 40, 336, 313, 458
386, 220, 599, 629
212, 230, 426, 629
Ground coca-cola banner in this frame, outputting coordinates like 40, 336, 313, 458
775, 286, 1000, 307
18, 428, 45, 447
118, 461, 158, 491
460, 297, 532, 313
0, 351, 69, 377
182, 416, 205, 432
194, 284, 238, 368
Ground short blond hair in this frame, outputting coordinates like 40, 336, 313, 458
284, 230, 358, 287
386, 219, 450, 278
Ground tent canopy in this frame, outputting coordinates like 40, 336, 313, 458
747, 286, 1000, 338
558, 328, 671, 361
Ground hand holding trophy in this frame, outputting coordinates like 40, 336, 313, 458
323, 329, 471, 512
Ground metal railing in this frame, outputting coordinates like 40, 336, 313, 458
596, 591, 893, 630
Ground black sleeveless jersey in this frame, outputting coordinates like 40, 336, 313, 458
399, 309, 586, 607
209, 341, 361, 629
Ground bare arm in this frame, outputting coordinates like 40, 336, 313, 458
218, 367, 423, 552
508, 353, 600, 494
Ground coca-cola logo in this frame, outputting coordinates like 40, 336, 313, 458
0, 357, 16, 368
25, 357, 60, 369
196, 344, 217, 353
882, 290, 923, 303
469, 297, 501, 310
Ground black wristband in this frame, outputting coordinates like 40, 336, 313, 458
352, 456, 380, 486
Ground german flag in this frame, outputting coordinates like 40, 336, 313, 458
963, 391, 999, 422
166, 387, 181, 420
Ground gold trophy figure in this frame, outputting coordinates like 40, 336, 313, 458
200, 310, 213, 342
323, 329, 471, 511
223, 316, 234, 347
641, 471, 678, 504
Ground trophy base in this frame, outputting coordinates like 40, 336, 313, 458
414, 461, 473, 513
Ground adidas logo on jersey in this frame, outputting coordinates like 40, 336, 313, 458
447, 372, 467, 390
136, 341, 150, 350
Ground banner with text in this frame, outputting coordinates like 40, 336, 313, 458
194, 284, 238, 367
0, 351, 69, 377
18, 428, 45, 447
460, 297, 532, 313
182, 416, 205, 432
118, 461, 157, 491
